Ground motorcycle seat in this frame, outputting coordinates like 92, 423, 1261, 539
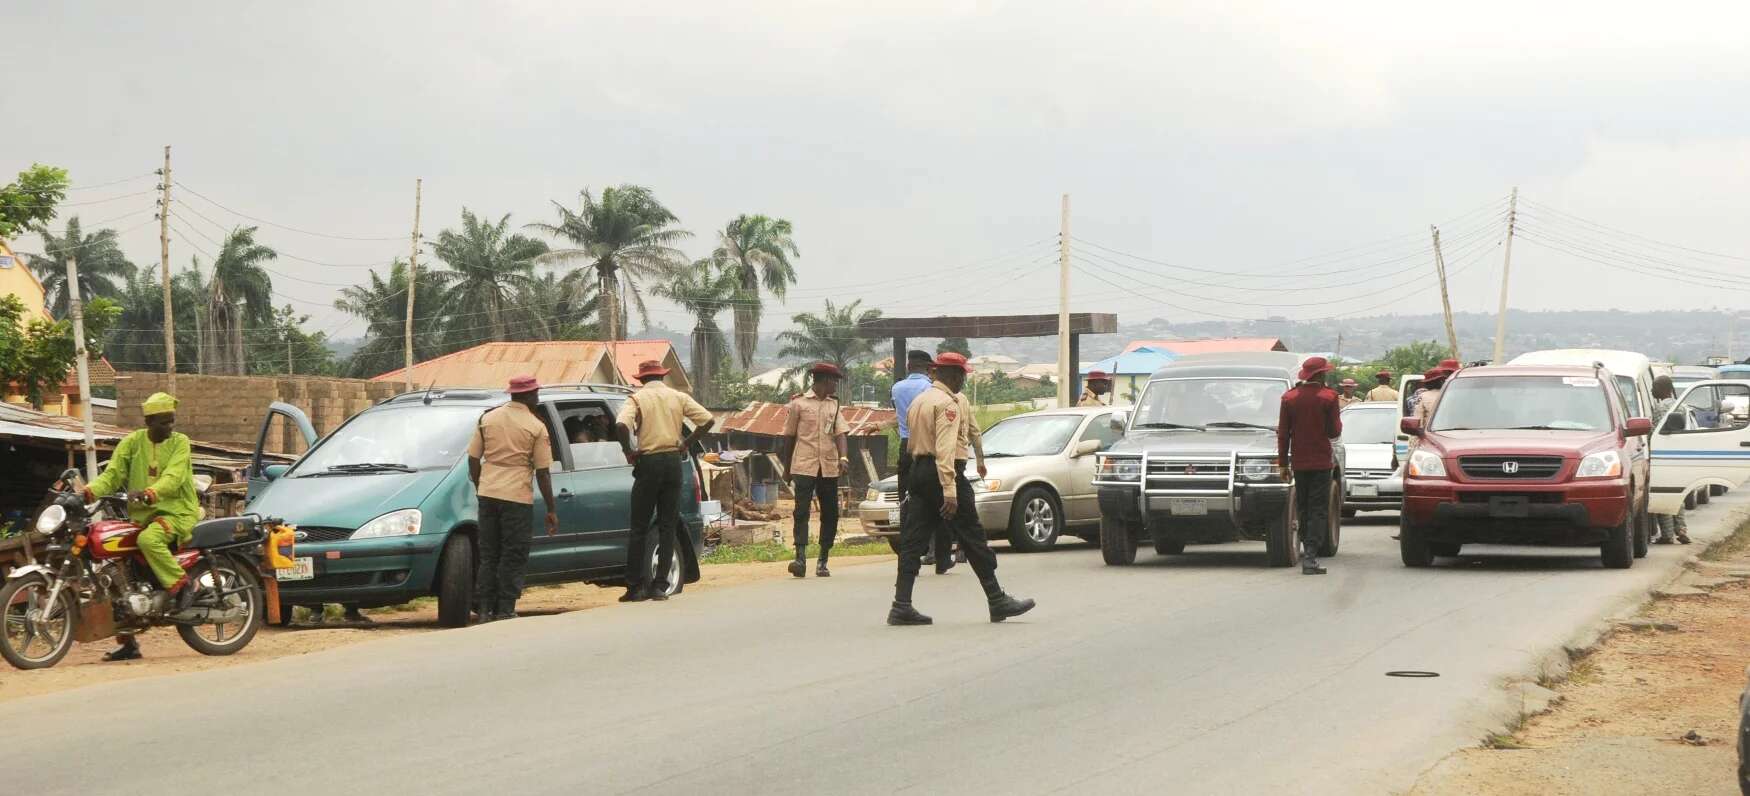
188, 517, 254, 549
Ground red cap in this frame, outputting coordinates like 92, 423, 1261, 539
636, 359, 670, 380
1298, 356, 1334, 381
1438, 358, 1460, 371
1340, 378, 1358, 387
507, 375, 540, 394
1375, 370, 1392, 379
809, 362, 844, 378
1087, 370, 1111, 382
933, 352, 973, 373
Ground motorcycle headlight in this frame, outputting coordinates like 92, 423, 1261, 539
1239, 458, 1277, 481
349, 509, 422, 540
35, 504, 66, 533
1408, 449, 1446, 477
1576, 450, 1622, 478
1097, 457, 1141, 482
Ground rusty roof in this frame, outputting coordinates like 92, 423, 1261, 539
712, 401, 895, 437
371, 341, 616, 387
0, 402, 289, 463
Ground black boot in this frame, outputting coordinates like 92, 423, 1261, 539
1301, 545, 1326, 575
816, 560, 831, 577
988, 593, 1037, 623
887, 601, 933, 626
102, 637, 142, 662
618, 587, 648, 603
787, 557, 807, 578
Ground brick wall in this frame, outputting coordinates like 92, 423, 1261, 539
115, 373, 402, 454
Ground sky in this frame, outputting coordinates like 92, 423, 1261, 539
7, 0, 1750, 355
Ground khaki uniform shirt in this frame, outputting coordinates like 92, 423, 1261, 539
616, 381, 713, 454
1078, 388, 1109, 407
905, 381, 965, 499
1414, 388, 1442, 427
1338, 393, 1362, 409
955, 392, 982, 461
784, 393, 849, 478
468, 401, 554, 504
1366, 385, 1399, 403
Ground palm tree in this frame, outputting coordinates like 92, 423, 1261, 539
429, 209, 548, 345
654, 260, 740, 404
515, 271, 599, 342
775, 299, 883, 378
103, 266, 203, 373
714, 214, 799, 371
334, 258, 447, 378
28, 216, 136, 318
526, 185, 689, 341
205, 226, 277, 375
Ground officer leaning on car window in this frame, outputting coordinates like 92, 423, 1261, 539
616, 359, 715, 603
467, 375, 558, 623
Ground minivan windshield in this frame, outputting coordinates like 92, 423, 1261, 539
981, 414, 1083, 457
290, 405, 484, 475
1340, 407, 1397, 444
1132, 378, 1288, 430
1430, 375, 1613, 432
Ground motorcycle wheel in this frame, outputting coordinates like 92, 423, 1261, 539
176, 555, 264, 656
0, 573, 77, 670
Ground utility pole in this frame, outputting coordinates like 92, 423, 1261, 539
287, 334, 295, 376
1056, 193, 1071, 408
404, 178, 422, 392
1491, 187, 1518, 364
1431, 225, 1461, 360
65, 254, 98, 481
157, 145, 175, 392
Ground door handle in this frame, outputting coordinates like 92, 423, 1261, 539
1739, 442, 1750, 447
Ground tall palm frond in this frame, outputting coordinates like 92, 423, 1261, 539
715, 214, 799, 370
429, 209, 548, 346
526, 185, 690, 341
27, 216, 136, 318
204, 226, 277, 375
653, 259, 739, 403
774, 299, 882, 379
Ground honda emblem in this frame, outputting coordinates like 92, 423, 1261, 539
1501, 461, 1520, 474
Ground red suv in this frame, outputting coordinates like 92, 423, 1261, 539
1398, 364, 1653, 569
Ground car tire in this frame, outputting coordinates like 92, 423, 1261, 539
1601, 512, 1635, 570
1152, 527, 1186, 555
1400, 513, 1434, 568
1633, 498, 1650, 559
1699, 488, 1712, 505
1686, 491, 1699, 510
1319, 479, 1342, 557
1100, 516, 1137, 566
1008, 486, 1062, 553
1712, 484, 1729, 498
436, 533, 475, 628
1429, 542, 1461, 557
1265, 486, 1300, 568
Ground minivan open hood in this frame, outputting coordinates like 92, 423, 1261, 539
248, 466, 456, 531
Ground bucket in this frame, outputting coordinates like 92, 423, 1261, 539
751, 481, 779, 506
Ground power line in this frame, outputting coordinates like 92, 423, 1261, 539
1517, 197, 1750, 264
63, 173, 157, 192
176, 180, 407, 241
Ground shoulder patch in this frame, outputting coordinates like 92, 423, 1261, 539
944, 408, 958, 422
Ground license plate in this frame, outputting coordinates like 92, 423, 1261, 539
1489, 496, 1530, 518
276, 557, 315, 582
1169, 499, 1207, 516
1351, 482, 1378, 497
887, 509, 900, 525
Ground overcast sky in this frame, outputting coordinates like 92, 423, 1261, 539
8, 1, 1750, 353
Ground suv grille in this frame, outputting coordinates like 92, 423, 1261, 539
1457, 456, 1563, 480
1147, 461, 1232, 476
296, 526, 356, 543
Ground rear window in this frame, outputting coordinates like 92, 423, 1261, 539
1430, 375, 1614, 432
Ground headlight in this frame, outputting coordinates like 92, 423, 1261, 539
1239, 458, 1278, 481
976, 479, 1004, 493
35, 504, 66, 533
1408, 449, 1446, 477
1097, 457, 1141, 481
866, 488, 881, 502
349, 508, 422, 540
1576, 450, 1622, 478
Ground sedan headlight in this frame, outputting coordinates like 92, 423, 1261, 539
349, 508, 423, 540
1576, 450, 1622, 478
1408, 449, 1446, 478
866, 488, 881, 502
35, 504, 66, 533
1096, 457, 1141, 481
976, 479, 1004, 493
1239, 457, 1278, 481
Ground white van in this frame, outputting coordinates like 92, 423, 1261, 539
1509, 349, 1656, 419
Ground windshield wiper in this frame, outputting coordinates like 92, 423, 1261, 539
1132, 422, 1204, 431
983, 452, 1018, 458
1205, 421, 1276, 431
325, 462, 417, 474
1504, 425, 1567, 431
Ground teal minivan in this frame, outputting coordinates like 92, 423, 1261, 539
245, 384, 705, 626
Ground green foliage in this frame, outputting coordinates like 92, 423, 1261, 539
937, 337, 971, 356
715, 214, 800, 371
429, 209, 549, 345
967, 370, 1053, 405
655, 260, 739, 403
699, 539, 893, 564
0, 164, 69, 238
528, 185, 690, 340
205, 226, 278, 375
0, 294, 119, 407
246, 305, 338, 376
776, 299, 883, 378
1378, 340, 1451, 378
27, 216, 136, 318
333, 259, 448, 378
708, 368, 794, 411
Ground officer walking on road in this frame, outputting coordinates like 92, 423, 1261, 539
781, 362, 850, 578
616, 360, 715, 602
1276, 357, 1343, 576
888, 352, 1035, 626
467, 375, 559, 622
892, 350, 934, 550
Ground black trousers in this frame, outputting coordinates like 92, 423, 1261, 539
476, 496, 533, 613
791, 474, 839, 560
895, 455, 999, 601
895, 446, 955, 565
628, 452, 682, 592
1294, 468, 1333, 553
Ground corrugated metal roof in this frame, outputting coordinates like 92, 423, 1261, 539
1123, 338, 1287, 355
0, 402, 287, 461
713, 401, 895, 437
371, 341, 615, 387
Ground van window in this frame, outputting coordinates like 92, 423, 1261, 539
1615, 375, 1639, 418
552, 398, 626, 470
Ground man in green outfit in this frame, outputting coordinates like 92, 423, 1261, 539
83, 391, 204, 661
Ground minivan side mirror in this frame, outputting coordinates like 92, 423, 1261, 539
1624, 417, 1653, 437
263, 464, 291, 482
1072, 439, 1100, 458
1400, 417, 1424, 437
1109, 411, 1129, 433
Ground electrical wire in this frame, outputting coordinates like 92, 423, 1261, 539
175, 181, 408, 241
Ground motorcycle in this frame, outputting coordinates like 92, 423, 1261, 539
0, 469, 297, 670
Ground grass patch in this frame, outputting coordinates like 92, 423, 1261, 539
701, 539, 894, 565
1701, 516, 1750, 561
1482, 732, 1529, 750
1565, 657, 1600, 686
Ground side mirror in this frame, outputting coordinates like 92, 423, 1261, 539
1399, 417, 1424, 437
1072, 439, 1100, 458
1624, 417, 1653, 437
263, 464, 291, 482
193, 474, 214, 494
1109, 411, 1129, 433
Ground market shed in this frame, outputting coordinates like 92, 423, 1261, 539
854, 313, 1119, 401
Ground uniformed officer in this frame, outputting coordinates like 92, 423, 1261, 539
780, 362, 850, 578
1276, 357, 1343, 575
1338, 378, 1362, 408
616, 360, 715, 602
888, 352, 1035, 626
467, 375, 559, 621
1365, 371, 1399, 403
1079, 370, 1113, 407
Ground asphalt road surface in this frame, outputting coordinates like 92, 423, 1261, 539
6, 498, 1745, 795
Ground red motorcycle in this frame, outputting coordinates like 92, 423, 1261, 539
0, 469, 296, 670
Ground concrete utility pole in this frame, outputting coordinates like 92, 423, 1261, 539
404, 178, 422, 392
158, 145, 175, 393
1057, 193, 1072, 408
1492, 187, 1518, 364
1431, 225, 1461, 360
65, 254, 98, 482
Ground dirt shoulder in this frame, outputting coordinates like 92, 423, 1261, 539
1411, 549, 1750, 796
0, 553, 895, 705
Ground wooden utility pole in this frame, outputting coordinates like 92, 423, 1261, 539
404, 178, 422, 392
1492, 187, 1518, 363
158, 145, 176, 392
1431, 225, 1460, 360
1056, 193, 1072, 408
65, 254, 98, 481
287, 335, 295, 376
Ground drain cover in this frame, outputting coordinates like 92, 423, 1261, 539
1385, 670, 1440, 678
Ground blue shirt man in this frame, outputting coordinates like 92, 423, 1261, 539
892, 348, 937, 440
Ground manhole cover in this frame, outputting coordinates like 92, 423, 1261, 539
1385, 670, 1440, 678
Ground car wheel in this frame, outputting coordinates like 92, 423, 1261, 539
436, 533, 475, 628
1712, 484, 1728, 498
1686, 491, 1699, 510
1601, 511, 1634, 569
1633, 498, 1650, 559
1265, 486, 1300, 568
1319, 479, 1342, 557
650, 542, 683, 597
1699, 488, 1712, 505
1399, 512, 1434, 567
1429, 542, 1461, 557
1152, 526, 1186, 555
1008, 487, 1063, 553
1100, 515, 1137, 566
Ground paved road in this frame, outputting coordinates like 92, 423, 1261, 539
6, 497, 1746, 795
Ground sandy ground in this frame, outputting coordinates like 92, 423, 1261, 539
1412, 552, 1750, 796
0, 553, 896, 705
